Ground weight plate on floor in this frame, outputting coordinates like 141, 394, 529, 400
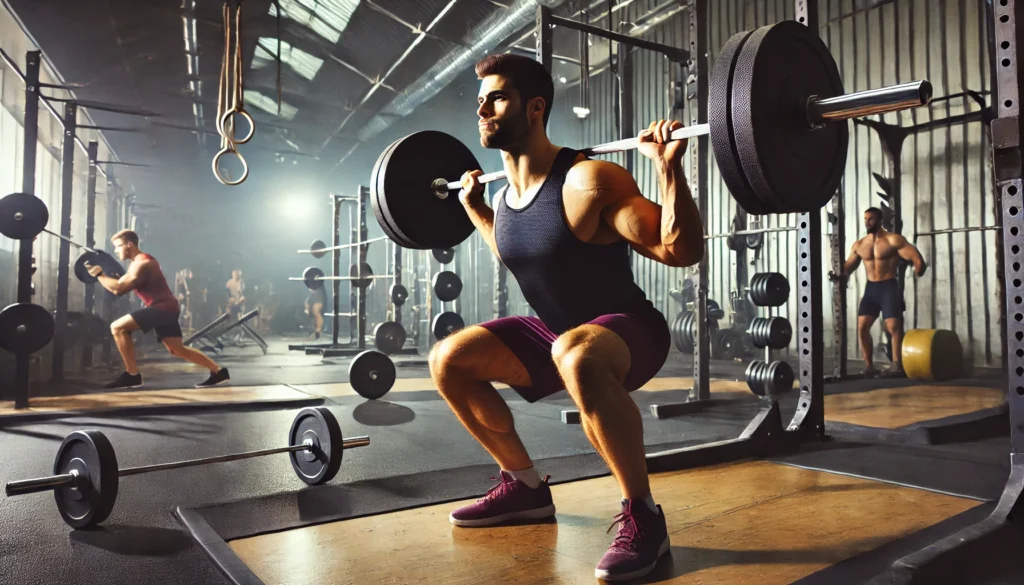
374, 321, 407, 354
432, 271, 463, 302
349, 262, 374, 289
0, 192, 49, 239
371, 131, 478, 250
309, 239, 327, 259
709, 30, 772, 215
718, 329, 747, 360
348, 350, 396, 400
0, 302, 55, 353
389, 283, 408, 306
432, 248, 455, 265
431, 311, 464, 341
288, 407, 344, 485
53, 430, 119, 529
74, 250, 124, 284
302, 266, 325, 291
731, 21, 848, 213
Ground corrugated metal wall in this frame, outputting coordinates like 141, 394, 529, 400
379, 0, 999, 367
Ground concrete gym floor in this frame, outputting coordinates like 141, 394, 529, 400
0, 338, 1017, 584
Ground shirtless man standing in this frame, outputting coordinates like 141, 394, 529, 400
833, 207, 927, 376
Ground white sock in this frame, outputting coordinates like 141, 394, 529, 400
507, 467, 542, 489
623, 494, 659, 514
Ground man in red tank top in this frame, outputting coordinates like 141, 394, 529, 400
86, 229, 230, 389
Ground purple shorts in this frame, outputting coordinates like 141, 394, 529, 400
478, 312, 671, 403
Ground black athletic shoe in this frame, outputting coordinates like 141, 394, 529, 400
196, 368, 230, 388
105, 371, 143, 389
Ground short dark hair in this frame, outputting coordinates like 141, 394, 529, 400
111, 229, 139, 245
475, 53, 555, 126
864, 207, 883, 219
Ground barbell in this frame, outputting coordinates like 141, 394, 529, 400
0, 192, 125, 284
369, 21, 933, 251
4, 407, 368, 529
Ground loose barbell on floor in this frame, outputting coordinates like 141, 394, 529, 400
0, 192, 125, 284
4, 407, 368, 529
370, 21, 933, 250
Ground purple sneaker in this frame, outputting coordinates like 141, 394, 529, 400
595, 499, 670, 581
449, 471, 556, 527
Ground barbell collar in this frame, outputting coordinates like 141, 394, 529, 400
807, 80, 932, 126
298, 236, 389, 254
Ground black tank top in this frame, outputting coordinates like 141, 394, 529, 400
494, 148, 656, 334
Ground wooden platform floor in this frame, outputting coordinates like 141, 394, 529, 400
0, 384, 307, 415
823, 385, 1005, 428
230, 461, 978, 585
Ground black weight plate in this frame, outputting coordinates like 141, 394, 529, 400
309, 239, 327, 259
372, 131, 478, 250
0, 192, 48, 239
303, 266, 325, 290
0, 302, 55, 353
374, 321, 407, 354
709, 30, 772, 215
670, 311, 688, 353
745, 360, 766, 396
432, 271, 463, 302
766, 317, 793, 350
432, 248, 455, 265
74, 250, 124, 284
348, 350, 396, 400
371, 138, 417, 248
431, 311, 464, 341
53, 430, 119, 529
288, 407, 344, 485
719, 329, 747, 360
389, 283, 408, 306
731, 21, 848, 213
765, 360, 795, 396
349, 262, 373, 289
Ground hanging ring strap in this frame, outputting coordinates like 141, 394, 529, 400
219, 2, 254, 145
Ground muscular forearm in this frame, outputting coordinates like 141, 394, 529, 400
841, 259, 859, 276
658, 162, 704, 266
97, 274, 124, 296
463, 201, 498, 256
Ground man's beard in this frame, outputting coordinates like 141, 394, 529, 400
480, 109, 529, 149
866, 223, 880, 233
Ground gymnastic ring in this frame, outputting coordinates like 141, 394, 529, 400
219, 109, 255, 145
212, 146, 249, 186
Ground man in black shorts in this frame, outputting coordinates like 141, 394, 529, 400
304, 284, 326, 340
835, 208, 927, 376
88, 229, 230, 389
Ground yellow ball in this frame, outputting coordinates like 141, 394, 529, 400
902, 329, 963, 381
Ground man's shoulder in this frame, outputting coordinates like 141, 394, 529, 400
564, 159, 634, 201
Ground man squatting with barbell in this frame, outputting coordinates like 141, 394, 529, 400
429, 54, 703, 581
86, 229, 231, 389
832, 207, 927, 377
